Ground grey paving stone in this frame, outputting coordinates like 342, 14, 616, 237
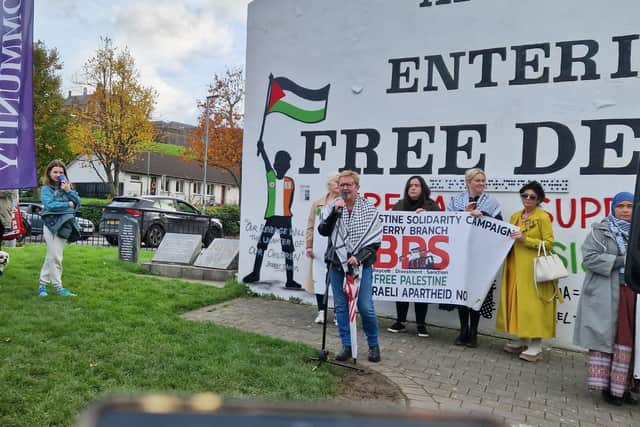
182, 298, 638, 426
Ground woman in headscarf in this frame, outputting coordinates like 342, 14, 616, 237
573, 191, 638, 406
387, 176, 440, 337
447, 168, 502, 347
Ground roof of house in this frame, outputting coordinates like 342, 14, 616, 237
64, 91, 90, 107
123, 152, 238, 186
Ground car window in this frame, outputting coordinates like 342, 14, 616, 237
176, 201, 198, 214
109, 199, 139, 208
157, 199, 176, 211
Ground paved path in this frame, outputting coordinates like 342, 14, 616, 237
183, 298, 637, 427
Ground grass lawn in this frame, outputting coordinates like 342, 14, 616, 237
0, 245, 338, 427
150, 142, 186, 157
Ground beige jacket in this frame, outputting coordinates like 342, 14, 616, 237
0, 190, 15, 229
304, 194, 335, 293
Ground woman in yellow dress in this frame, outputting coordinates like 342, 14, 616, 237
496, 181, 558, 362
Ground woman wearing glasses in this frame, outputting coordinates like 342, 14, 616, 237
496, 181, 556, 362
447, 168, 502, 347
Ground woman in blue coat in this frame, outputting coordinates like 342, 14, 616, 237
38, 160, 81, 297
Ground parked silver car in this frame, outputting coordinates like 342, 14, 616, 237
98, 196, 223, 248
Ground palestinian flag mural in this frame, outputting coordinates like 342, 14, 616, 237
266, 76, 330, 123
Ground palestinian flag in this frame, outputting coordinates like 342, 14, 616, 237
267, 76, 330, 123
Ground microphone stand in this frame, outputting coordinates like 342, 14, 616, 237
309, 202, 363, 372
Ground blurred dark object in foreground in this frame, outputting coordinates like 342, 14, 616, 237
75, 394, 505, 427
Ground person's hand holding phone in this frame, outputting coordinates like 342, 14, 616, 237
58, 175, 71, 192
466, 200, 483, 217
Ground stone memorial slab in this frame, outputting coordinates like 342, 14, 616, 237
118, 216, 140, 263
194, 238, 239, 270
152, 233, 202, 265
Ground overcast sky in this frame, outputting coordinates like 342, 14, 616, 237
34, 0, 249, 125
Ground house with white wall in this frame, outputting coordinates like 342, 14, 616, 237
67, 152, 239, 205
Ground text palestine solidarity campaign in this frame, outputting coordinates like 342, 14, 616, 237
379, 213, 512, 237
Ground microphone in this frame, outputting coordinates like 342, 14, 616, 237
337, 191, 348, 216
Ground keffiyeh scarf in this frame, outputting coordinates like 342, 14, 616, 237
607, 214, 630, 273
447, 191, 502, 218
325, 195, 383, 271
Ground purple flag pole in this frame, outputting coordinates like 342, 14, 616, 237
0, 0, 37, 190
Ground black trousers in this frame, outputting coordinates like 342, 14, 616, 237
396, 301, 429, 324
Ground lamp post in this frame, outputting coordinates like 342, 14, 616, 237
146, 150, 151, 195
201, 95, 214, 206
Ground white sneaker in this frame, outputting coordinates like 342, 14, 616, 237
314, 310, 325, 324
519, 339, 543, 362
504, 338, 528, 354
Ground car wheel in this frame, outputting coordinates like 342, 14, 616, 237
145, 224, 165, 248
106, 236, 118, 246
204, 226, 223, 247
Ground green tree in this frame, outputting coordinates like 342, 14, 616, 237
69, 37, 157, 196
33, 40, 73, 180
184, 68, 243, 189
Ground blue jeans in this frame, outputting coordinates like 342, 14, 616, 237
330, 265, 379, 347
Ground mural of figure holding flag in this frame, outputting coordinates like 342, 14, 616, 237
242, 142, 302, 290
243, 74, 330, 289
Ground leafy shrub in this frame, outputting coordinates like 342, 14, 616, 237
203, 204, 240, 235
78, 198, 111, 227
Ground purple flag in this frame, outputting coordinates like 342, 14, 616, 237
0, 0, 36, 190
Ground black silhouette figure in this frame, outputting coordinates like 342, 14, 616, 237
243, 140, 302, 290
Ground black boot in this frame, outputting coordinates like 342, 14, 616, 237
454, 306, 469, 346
284, 254, 302, 290
335, 345, 352, 361
623, 391, 639, 405
602, 390, 623, 406
243, 251, 264, 283
242, 271, 260, 283
466, 310, 480, 348
368, 345, 381, 363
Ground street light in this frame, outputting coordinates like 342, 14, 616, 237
201, 95, 214, 206
146, 150, 151, 195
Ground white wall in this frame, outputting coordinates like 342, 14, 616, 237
240, 0, 640, 346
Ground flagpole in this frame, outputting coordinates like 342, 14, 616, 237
257, 73, 274, 156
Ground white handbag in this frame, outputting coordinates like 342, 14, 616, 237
533, 241, 568, 302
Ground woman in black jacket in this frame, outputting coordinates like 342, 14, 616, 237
387, 176, 441, 337
317, 170, 383, 363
